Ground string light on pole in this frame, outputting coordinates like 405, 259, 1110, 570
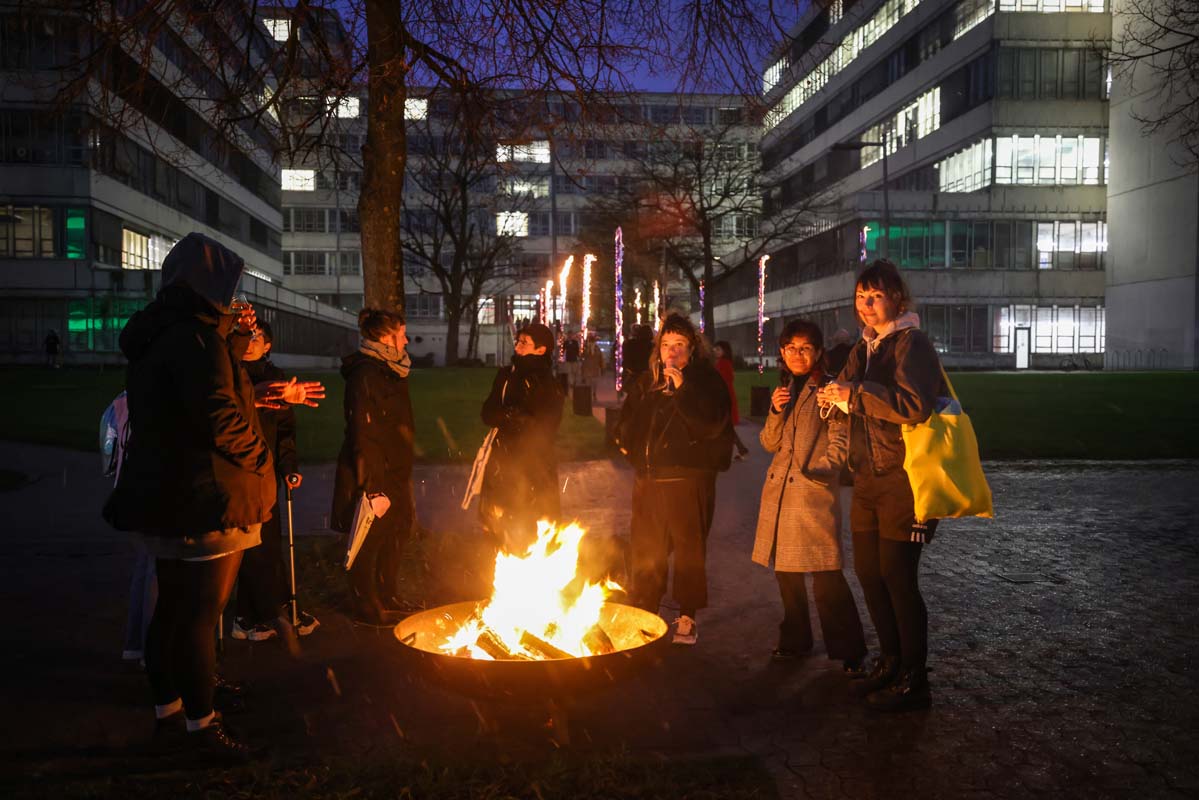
860, 225, 870, 263
557, 255, 573, 361
544, 279, 553, 327
634, 287, 643, 326
652, 280, 661, 330
581, 254, 595, 345
614, 228, 624, 393
757, 254, 769, 375
698, 280, 705, 333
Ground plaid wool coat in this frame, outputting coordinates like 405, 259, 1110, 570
751, 375, 849, 573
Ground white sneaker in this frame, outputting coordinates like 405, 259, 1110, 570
672, 615, 698, 646
231, 618, 276, 642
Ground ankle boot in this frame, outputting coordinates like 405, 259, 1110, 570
189, 714, 255, 763
866, 667, 931, 712
849, 654, 899, 698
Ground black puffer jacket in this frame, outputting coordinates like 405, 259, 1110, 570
839, 324, 946, 477
617, 359, 732, 475
330, 352, 415, 532
103, 235, 275, 535
479, 353, 564, 523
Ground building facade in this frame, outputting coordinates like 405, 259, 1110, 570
713, 0, 1112, 369
273, 86, 760, 365
0, 4, 355, 366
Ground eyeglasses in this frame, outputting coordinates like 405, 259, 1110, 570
781, 344, 817, 357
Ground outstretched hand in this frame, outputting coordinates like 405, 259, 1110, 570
254, 380, 286, 409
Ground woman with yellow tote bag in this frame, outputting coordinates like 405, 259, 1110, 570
820, 260, 955, 713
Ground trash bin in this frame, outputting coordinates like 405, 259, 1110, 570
572, 384, 593, 417
750, 385, 772, 417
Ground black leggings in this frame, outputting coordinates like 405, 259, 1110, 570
236, 508, 285, 624
145, 553, 243, 718
852, 531, 926, 670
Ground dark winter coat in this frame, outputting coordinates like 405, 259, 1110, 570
243, 357, 298, 479
617, 359, 732, 476
479, 354, 564, 525
103, 235, 275, 540
838, 319, 946, 477
330, 352, 415, 533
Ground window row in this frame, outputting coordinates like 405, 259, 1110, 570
937, 135, 1107, 192
992, 304, 1105, 354
862, 86, 941, 168
997, 0, 1104, 11
281, 207, 361, 233
862, 218, 1105, 270
281, 251, 362, 276
997, 48, 1108, 101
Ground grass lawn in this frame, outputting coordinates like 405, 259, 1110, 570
0, 366, 606, 464
733, 369, 1199, 459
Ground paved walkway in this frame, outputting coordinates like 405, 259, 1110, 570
1, 429, 1198, 797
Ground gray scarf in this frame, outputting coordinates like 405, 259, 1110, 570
360, 339, 411, 378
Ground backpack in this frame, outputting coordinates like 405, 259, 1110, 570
100, 391, 129, 482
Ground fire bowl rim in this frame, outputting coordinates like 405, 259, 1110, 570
393, 599, 669, 662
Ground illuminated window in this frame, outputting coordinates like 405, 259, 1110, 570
954, 0, 994, 39
331, 96, 359, 118
763, 57, 788, 94
496, 211, 529, 237
0, 206, 56, 258
497, 141, 551, 163
263, 18, 290, 42
937, 140, 992, 192
829, 0, 844, 24
994, 135, 1105, 186
65, 208, 86, 259
505, 177, 550, 198
405, 98, 428, 120
282, 169, 315, 191
122, 228, 150, 270
999, 0, 1104, 10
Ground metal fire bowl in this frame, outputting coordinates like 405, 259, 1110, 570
394, 601, 670, 701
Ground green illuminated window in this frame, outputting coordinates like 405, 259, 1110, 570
66, 208, 87, 259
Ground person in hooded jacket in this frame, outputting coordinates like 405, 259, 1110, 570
331, 308, 415, 625
478, 322, 564, 552
819, 259, 948, 712
617, 313, 732, 646
752, 319, 866, 671
104, 233, 273, 759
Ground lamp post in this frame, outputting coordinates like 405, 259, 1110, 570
833, 130, 890, 259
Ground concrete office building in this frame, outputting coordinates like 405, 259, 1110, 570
272, 83, 760, 365
1103, 0, 1199, 370
0, 4, 355, 366
713, 0, 1112, 369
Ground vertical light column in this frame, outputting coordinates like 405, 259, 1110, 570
757, 254, 770, 374
581, 254, 595, 345
614, 228, 624, 392
698, 280, 705, 333
652, 280, 661, 330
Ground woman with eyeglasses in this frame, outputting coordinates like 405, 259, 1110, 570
752, 319, 867, 672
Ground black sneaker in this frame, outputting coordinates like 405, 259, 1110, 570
189, 714, 254, 764
848, 655, 899, 698
866, 668, 932, 712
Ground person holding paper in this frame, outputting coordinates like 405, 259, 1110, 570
818, 260, 947, 712
331, 308, 415, 625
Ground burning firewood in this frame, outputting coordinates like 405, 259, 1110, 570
476, 629, 520, 661
583, 624, 615, 655
519, 630, 574, 660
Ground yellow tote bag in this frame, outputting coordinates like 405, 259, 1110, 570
901, 369, 993, 523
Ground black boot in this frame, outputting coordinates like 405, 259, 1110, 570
189, 714, 255, 764
866, 667, 931, 712
848, 654, 899, 698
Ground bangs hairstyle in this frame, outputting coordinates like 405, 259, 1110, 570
648, 312, 713, 376
855, 259, 913, 314
358, 308, 406, 342
778, 319, 824, 352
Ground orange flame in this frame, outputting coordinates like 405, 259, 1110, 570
442, 521, 622, 659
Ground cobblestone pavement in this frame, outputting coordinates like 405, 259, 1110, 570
1, 440, 1197, 798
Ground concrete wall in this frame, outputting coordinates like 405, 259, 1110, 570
1105, 0, 1199, 369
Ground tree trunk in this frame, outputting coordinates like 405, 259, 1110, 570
359, 0, 408, 312
444, 307, 462, 365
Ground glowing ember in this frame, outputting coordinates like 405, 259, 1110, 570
441, 521, 623, 660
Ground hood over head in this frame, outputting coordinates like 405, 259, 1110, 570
161, 233, 245, 313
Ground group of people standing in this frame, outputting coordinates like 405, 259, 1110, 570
106, 236, 942, 764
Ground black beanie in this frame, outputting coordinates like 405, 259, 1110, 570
520, 323, 556, 352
